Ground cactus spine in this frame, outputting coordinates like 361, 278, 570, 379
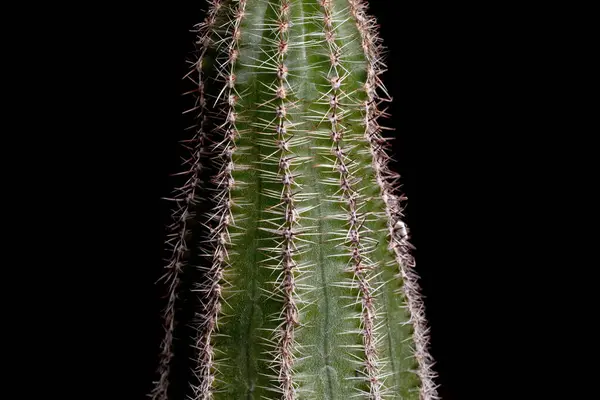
151, 0, 438, 399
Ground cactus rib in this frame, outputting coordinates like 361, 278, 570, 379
318, 0, 384, 398
263, 2, 301, 398
348, 1, 439, 398
192, 1, 250, 398
149, 3, 225, 400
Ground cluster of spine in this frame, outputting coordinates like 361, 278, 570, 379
149, 2, 224, 400
190, 1, 247, 399
318, 0, 383, 398
348, 1, 439, 398
265, 2, 300, 398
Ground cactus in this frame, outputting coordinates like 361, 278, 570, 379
151, 0, 437, 399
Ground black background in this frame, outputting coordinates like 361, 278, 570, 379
47, 1, 511, 399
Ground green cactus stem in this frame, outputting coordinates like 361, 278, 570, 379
151, 0, 437, 399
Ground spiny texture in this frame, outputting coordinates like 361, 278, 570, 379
150, 1, 438, 399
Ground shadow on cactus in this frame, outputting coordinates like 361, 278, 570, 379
151, 0, 438, 399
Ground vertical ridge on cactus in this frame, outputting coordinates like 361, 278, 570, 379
150, 1, 438, 399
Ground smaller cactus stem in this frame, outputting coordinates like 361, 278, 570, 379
347, 1, 439, 398
192, 1, 248, 399
318, 0, 383, 398
150, 2, 224, 400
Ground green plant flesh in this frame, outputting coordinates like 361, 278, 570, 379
150, 1, 437, 399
